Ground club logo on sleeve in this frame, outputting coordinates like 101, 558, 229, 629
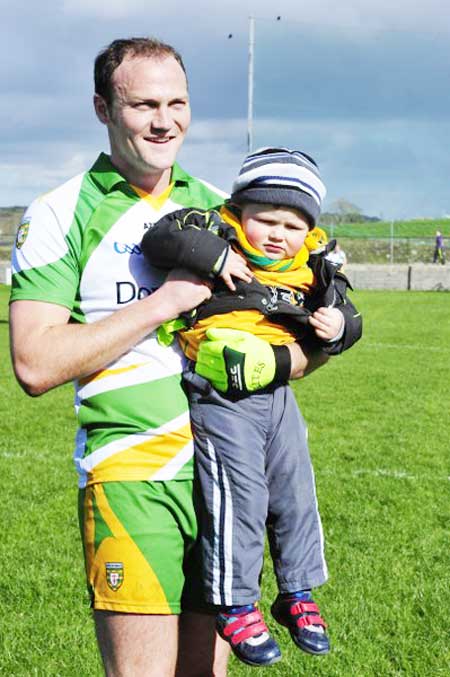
15, 221, 30, 249
106, 562, 124, 591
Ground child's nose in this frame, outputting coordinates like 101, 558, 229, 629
270, 226, 284, 240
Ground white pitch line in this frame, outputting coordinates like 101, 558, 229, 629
362, 342, 448, 352
3, 452, 449, 483
321, 468, 450, 482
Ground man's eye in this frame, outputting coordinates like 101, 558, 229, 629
134, 102, 157, 110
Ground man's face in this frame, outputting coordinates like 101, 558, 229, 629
94, 55, 191, 187
241, 203, 310, 260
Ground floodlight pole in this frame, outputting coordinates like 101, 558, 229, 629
247, 16, 255, 153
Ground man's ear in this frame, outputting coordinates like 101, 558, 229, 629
94, 94, 110, 124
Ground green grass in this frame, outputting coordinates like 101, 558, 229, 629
324, 217, 450, 239
1, 285, 449, 676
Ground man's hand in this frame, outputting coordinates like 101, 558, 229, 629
309, 307, 344, 341
161, 268, 212, 316
219, 249, 253, 291
195, 328, 291, 395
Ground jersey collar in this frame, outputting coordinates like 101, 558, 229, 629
90, 153, 192, 195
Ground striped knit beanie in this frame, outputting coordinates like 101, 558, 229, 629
230, 147, 326, 227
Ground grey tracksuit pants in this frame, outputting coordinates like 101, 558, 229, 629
184, 373, 328, 607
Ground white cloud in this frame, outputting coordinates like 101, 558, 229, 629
62, 0, 146, 18
0, 149, 100, 206
58, 0, 450, 35
1, 113, 449, 218
2, 0, 450, 219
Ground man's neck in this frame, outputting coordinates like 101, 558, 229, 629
131, 169, 173, 196
110, 157, 173, 196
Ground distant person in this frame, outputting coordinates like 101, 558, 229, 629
327, 242, 348, 269
142, 147, 363, 667
433, 230, 446, 264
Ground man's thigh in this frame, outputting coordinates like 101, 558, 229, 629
93, 610, 230, 677
94, 611, 178, 677
79, 480, 197, 614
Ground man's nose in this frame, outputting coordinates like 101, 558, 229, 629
151, 106, 171, 130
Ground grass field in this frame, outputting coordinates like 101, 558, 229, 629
1, 285, 449, 676
323, 217, 450, 240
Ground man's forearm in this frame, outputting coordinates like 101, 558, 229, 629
10, 272, 210, 396
287, 342, 329, 380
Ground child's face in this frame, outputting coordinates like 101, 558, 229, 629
241, 203, 310, 260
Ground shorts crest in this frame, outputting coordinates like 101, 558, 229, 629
106, 562, 124, 591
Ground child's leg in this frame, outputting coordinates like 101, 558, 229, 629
265, 385, 328, 593
185, 377, 282, 666
185, 376, 270, 607
265, 385, 330, 655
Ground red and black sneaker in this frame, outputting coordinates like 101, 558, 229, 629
271, 592, 330, 655
216, 604, 282, 667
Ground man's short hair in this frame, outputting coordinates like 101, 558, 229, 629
94, 37, 187, 106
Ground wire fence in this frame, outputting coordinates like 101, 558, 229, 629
333, 236, 446, 265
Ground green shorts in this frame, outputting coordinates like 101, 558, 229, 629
78, 480, 199, 614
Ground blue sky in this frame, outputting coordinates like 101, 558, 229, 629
2, 0, 450, 219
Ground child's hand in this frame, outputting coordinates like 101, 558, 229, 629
309, 307, 344, 341
219, 249, 253, 291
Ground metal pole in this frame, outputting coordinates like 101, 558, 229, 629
390, 220, 394, 264
247, 16, 255, 153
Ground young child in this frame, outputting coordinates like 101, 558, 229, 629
141, 147, 362, 667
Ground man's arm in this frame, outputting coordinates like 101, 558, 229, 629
287, 341, 329, 379
10, 270, 212, 396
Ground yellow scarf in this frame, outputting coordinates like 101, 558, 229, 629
220, 205, 314, 291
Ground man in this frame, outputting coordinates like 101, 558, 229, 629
326, 242, 347, 269
9, 38, 326, 676
433, 230, 445, 264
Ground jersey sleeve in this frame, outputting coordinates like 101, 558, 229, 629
141, 207, 228, 277
10, 196, 80, 309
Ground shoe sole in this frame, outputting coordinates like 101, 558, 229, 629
234, 651, 282, 667
292, 636, 330, 656
217, 625, 282, 667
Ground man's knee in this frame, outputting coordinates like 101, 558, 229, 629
176, 612, 230, 677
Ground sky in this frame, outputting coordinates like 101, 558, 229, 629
2, 0, 450, 219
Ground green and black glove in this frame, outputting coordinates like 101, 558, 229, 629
195, 328, 291, 395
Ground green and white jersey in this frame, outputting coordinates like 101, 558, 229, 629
10, 153, 227, 487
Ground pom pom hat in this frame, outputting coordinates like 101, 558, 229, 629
230, 147, 326, 228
